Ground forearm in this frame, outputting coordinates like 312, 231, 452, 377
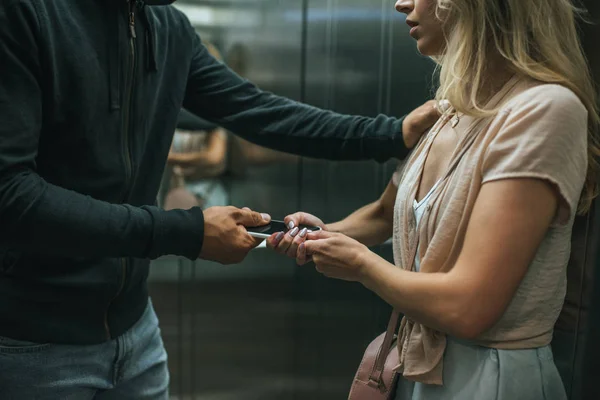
0, 169, 204, 260
220, 94, 408, 163
359, 252, 472, 338
328, 203, 392, 246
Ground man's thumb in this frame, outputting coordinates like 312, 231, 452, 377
237, 209, 271, 227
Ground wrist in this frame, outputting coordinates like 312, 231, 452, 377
357, 250, 389, 290
326, 222, 342, 233
327, 220, 350, 234
356, 247, 376, 285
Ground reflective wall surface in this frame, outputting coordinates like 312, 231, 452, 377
151, 0, 431, 398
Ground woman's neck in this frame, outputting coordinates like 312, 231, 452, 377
478, 55, 515, 105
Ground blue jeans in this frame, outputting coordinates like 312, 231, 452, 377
0, 298, 169, 399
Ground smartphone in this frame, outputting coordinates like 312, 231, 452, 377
246, 220, 322, 239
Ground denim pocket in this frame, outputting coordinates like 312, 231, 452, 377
0, 336, 51, 354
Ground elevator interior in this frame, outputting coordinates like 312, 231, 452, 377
148, 0, 600, 399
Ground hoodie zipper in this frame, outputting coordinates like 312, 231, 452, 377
122, 0, 137, 202
105, 0, 138, 340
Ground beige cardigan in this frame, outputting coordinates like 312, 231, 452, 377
391, 77, 588, 385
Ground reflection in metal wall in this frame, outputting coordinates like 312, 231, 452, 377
149, 0, 434, 398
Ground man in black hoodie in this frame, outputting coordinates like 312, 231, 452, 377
0, 0, 439, 397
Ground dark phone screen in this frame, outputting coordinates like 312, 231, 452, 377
246, 220, 319, 236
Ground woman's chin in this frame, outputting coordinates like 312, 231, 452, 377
416, 43, 432, 56
415, 40, 441, 57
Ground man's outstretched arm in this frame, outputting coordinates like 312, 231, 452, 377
183, 31, 438, 163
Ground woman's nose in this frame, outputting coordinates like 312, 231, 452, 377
395, 0, 414, 14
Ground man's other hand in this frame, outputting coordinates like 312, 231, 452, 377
200, 206, 271, 264
402, 100, 441, 148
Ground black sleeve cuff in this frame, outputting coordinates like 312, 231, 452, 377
143, 206, 205, 260
392, 117, 409, 161
366, 116, 408, 163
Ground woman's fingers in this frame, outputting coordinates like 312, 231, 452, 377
297, 242, 307, 265
284, 212, 326, 230
266, 227, 303, 254
306, 230, 334, 241
302, 239, 320, 258
266, 232, 284, 250
285, 228, 309, 258
267, 224, 333, 264
297, 242, 313, 265
283, 213, 299, 230
270, 226, 300, 254
267, 227, 313, 262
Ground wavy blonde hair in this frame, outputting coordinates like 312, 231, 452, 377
434, 0, 599, 214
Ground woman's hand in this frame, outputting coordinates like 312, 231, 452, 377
299, 230, 371, 282
284, 212, 327, 232
266, 212, 326, 263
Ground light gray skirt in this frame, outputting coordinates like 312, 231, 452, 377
395, 337, 567, 400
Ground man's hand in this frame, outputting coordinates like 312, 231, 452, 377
402, 100, 441, 148
200, 206, 271, 264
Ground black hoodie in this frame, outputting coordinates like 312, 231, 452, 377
0, 0, 409, 344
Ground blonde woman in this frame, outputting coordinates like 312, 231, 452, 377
268, 0, 599, 398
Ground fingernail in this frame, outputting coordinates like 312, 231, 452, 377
289, 227, 299, 237
261, 213, 271, 222
287, 221, 295, 229
275, 232, 284, 242
299, 228, 308, 238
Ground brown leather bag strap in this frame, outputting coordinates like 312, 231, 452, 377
370, 235, 420, 383
369, 313, 400, 385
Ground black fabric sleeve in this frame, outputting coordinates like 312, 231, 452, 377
183, 32, 409, 163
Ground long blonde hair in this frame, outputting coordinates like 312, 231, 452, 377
434, 0, 599, 214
